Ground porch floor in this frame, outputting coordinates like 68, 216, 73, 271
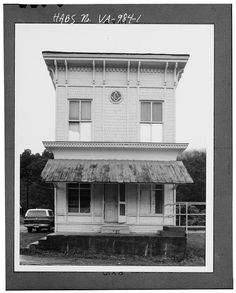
50, 232, 161, 237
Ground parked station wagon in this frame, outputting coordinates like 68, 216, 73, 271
24, 209, 54, 233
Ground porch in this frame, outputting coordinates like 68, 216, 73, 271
41, 158, 193, 234
29, 226, 186, 258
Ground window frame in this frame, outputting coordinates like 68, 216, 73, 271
67, 183, 92, 214
140, 100, 163, 124
68, 99, 92, 141
139, 183, 164, 215
152, 184, 164, 214
140, 100, 164, 142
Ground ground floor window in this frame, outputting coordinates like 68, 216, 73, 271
153, 184, 164, 214
67, 183, 91, 213
140, 184, 164, 214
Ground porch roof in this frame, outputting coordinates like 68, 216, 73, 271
41, 159, 193, 184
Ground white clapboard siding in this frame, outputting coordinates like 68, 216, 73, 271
55, 182, 175, 232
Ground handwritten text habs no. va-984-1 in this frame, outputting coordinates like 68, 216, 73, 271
53, 13, 142, 24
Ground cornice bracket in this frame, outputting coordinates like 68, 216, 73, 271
164, 62, 168, 86
127, 60, 130, 86
65, 60, 68, 84
137, 61, 141, 86
54, 60, 58, 84
92, 60, 95, 85
174, 62, 178, 86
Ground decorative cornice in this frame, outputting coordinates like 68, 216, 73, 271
42, 51, 190, 63
56, 66, 168, 74
177, 69, 184, 82
43, 141, 189, 150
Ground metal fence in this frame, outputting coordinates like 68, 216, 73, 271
163, 202, 206, 233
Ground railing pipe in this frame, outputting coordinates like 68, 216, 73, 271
163, 202, 206, 233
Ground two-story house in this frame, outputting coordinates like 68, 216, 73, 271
41, 52, 193, 235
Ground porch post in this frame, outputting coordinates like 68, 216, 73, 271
173, 184, 176, 226
162, 184, 165, 227
136, 183, 140, 224
102, 184, 105, 223
54, 183, 57, 233
91, 183, 94, 224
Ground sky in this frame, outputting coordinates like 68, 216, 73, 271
15, 24, 214, 154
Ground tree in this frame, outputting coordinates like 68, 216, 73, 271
177, 150, 206, 202
20, 149, 54, 214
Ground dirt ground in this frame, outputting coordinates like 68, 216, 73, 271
20, 226, 205, 266
20, 224, 51, 248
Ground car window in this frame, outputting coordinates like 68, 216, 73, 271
26, 210, 47, 217
48, 211, 53, 216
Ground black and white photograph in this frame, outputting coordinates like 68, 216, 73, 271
15, 23, 213, 271
4, 3, 232, 290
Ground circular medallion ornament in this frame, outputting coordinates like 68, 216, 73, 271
110, 91, 122, 104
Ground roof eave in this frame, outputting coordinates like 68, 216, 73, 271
42, 51, 190, 63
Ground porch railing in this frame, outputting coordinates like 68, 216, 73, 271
163, 202, 206, 233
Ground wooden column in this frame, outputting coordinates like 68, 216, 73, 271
136, 183, 140, 224
54, 184, 57, 232
173, 184, 177, 226
91, 183, 94, 224
102, 184, 105, 223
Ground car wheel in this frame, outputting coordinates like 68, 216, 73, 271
27, 227, 32, 233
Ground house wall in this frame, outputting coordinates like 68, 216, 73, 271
47, 59, 184, 234
52, 147, 181, 161
55, 67, 175, 143
55, 183, 175, 234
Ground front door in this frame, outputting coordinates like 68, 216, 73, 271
104, 184, 118, 223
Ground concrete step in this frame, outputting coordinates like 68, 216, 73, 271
161, 227, 186, 237
160, 231, 186, 237
101, 224, 130, 234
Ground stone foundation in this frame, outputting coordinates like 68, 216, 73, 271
30, 228, 186, 258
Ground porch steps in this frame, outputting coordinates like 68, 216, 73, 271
100, 224, 130, 234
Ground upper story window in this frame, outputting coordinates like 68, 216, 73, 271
68, 100, 92, 141
140, 101, 163, 142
